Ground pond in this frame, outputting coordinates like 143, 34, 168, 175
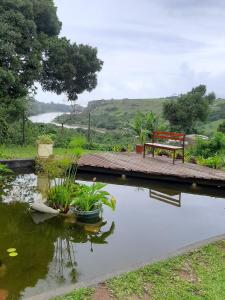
0, 171, 225, 300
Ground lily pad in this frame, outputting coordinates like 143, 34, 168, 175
7, 248, 16, 253
9, 252, 18, 257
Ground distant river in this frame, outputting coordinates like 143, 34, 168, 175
29, 112, 105, 133
29, 112, 64, 124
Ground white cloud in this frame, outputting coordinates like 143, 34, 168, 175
36, 0, 225, 105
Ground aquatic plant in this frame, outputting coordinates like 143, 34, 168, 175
71, 182, 116, 212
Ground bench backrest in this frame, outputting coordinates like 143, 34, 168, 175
153, 131, 185, 144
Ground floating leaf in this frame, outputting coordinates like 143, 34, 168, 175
7, 248, 16, 253
9, 252, 18, 257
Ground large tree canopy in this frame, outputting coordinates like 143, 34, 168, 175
0, 0, 103, 101
163, 85, 215, 134
41, 38, 103, 100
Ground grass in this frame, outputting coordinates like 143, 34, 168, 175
54, 240, 225, 299
0, 145, 98, 159
53, 288, 94, 300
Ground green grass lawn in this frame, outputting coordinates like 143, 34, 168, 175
54, 240, 225, 300
0, 145, 98, 159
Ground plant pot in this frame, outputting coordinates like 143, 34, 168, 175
136, 144, 144, 154
37, 143, 53, 158
73, 207, 101, 221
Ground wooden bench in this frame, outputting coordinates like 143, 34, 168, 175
143, 131, 185, 164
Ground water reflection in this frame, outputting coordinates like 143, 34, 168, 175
1, 172, 225, 300
149, 188, 181, 207
0, 201, 115, 300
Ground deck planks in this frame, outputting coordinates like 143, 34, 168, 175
78, 152, 225, 187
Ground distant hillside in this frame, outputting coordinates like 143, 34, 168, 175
55, 97, 225, 132
56, 98, 168, 130
28, 100, 83, 116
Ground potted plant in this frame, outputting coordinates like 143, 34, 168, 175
36, 151, 81, 214
133, 112, 147, 154
71, 182, 116, 221
135, 129, 147, 154
36, 134, 54, 158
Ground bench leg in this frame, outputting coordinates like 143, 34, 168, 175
143, 144, 145, 158
152, 147, 155, 158
173, 150, 176, 164
182, 148, 185, 163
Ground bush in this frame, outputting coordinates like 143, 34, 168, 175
187, 132, 225, 169
197, 156, 225, 169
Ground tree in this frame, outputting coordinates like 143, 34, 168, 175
163, 85, 215, 134
0, 0, 103, 101
0, 0, 103, 144
41, 38, 103, 100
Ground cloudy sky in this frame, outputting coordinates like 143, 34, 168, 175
37, 0, 225, 105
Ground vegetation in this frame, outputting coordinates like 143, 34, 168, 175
0, 0, 102, 147
163, 85, 215, 133
56, 98, 167, 130
54, 240, 225, 300
28, 100, 73, 116
218, 120, 225, 133
0, 163, 13, 183
133, 111, 167, 144
36, 134, 54, 144
71, 182, 116, 212
36, 137, 115, 214
186, 132, 225, 169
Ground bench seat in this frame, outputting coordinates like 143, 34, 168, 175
144, 143, 183, 150
143, 131, 185, 164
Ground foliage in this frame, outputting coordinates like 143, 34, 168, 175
0, 0, 61, 99
0, 0, 103, 101
186, 132, 225, 169
41, 37, 103, 100
163, 85, 215, 133
218, 120, 225, 133
188, 132, 225, 158
54, 288, 94, 300
71, 182, 116, 212
197, 155, 225, 169
0, 163, 13, 183
28, 99, 72, 116
133, 111, 167, 144
36, 134, 53, 144
47, 182, 79, 213
68, 135, 87, 149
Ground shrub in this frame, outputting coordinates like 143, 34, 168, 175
36, 134, 53, 144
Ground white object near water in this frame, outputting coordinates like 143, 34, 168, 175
30, 202, 59, 214
37, 143, 53, 158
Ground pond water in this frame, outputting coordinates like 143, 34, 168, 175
0, 172, 225, 300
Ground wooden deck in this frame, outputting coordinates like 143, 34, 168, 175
78, 152, 225, 187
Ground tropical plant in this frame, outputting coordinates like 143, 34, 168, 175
133, 111, 166, 144
71, 182, 116, 212
36, 135, 85, 212
47, 182, 79, 213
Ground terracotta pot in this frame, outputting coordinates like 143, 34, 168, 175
136, 144, 144, 154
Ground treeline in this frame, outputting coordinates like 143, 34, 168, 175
28, 100, 73, 116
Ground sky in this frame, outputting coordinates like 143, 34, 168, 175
36, 0, 225, 106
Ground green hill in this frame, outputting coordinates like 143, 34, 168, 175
56, 97, 225, 133
56, 98, 168, 130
